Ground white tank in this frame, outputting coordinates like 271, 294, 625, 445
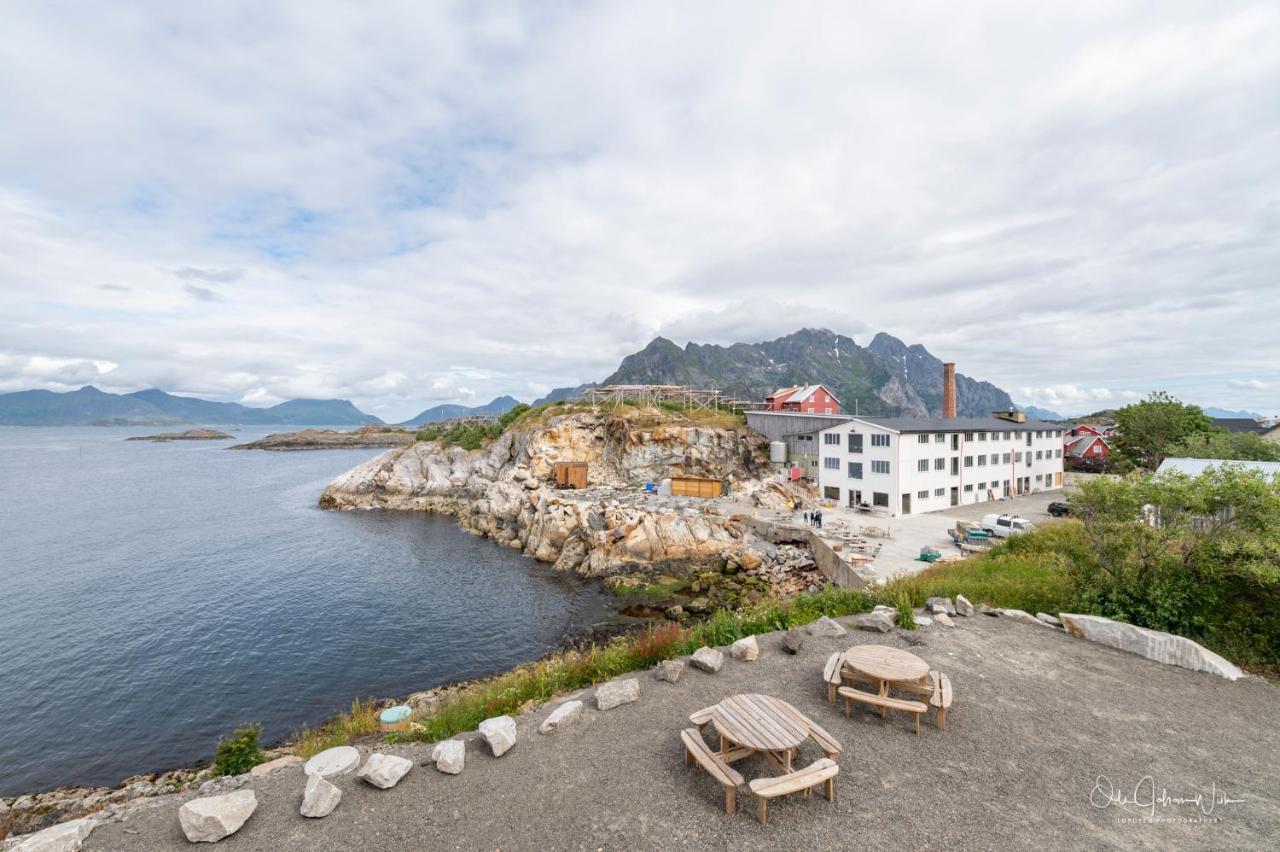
769, 441, 787, 463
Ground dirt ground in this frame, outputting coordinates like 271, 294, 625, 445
80, 613, 1277, 851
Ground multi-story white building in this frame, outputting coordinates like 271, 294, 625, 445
815, 415, 1065, 516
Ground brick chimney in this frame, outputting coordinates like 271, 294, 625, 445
942, 362, 957, 419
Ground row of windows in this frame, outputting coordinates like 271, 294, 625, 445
843, 428, 1065, 447
846, 460, 891, 479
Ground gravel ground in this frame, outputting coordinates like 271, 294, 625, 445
82, 615, 1277, 851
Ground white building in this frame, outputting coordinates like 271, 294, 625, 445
816, 416, 1065, 516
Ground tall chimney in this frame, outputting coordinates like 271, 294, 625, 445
942, 362, 957, 419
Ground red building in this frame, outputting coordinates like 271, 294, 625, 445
1065, 434, 1110, 460
763, 384, 840, 414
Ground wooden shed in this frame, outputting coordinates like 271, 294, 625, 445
553, 461, 589, 489
671, 475, 723, 499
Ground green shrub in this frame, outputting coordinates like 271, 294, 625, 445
893, 591, 916, 630
212, 724, 265, 776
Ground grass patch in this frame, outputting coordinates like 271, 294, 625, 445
291, 699, 381, 759
893, 591, 916, 630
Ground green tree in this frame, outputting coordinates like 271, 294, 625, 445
1113, 392, 1215, 470
1166, 430, 1280, 462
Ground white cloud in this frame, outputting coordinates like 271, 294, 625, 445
1228, 378, 1270, 390
1, 2, 1279, 420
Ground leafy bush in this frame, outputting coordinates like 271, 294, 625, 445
212, 724, 265, 776
498, 403, 531, 430
893, 591, 916, 630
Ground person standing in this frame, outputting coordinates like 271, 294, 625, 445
803, 509, 810, 525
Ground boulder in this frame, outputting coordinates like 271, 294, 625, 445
954, 595, 975, 617
250, 755, 303, 778
925, 596, 956, 616
916, 616, 933, 627
596, 678, 640, 711
782, 628, 805, 654
978, 603, 1000, 617
429, 739, 465, 775
1001, 609, 1046, 626
478, 715, 518, 757
303, 745, 360, 778
807, 615, 847, 638
690, 646, 724, 673
851, 611, 894, 633
730, 636, 759, 661
9, 818, 95, 852
934, 612, 955, 627
178, 790, 257, 843
1060, 614, 1244, 680
1036, 612, 1062, 627
299, 773, 341, 818
357, 753, 413, 789
540, 700, 584, 733
655, 659, 684, 682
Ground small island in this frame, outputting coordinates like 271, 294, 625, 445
229, 426, 416, 451
125, 428, 235, 442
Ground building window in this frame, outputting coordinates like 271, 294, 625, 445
1015, 452, 1022, 462
964, 456, 974, 467
823, 433, 839, 445
1036, 450, 1043, 460
871, 460, 890, 475
964, 432, 973, 441
1002, 453, 1011, 464
917, 490, 928, 500
963, 484, 973, 492
978, 432, 987, 441
871, 433, 890, 447
848, 462, 862, 479
977, 454, 987, 466
934, 457, 945, 470
934, 488, 945, 497
823, 457, 839, 470
1055, 449, 1062, 458
917, 459, 929, 472
872, 492, 889, 507
1035, 474, 1043, 482
848, 433, 863, 453
918, 434, 929, 444
934, 433, 945, 443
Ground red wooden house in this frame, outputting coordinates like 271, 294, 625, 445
1065, 434, 1110, 460
763, 384, 840, 414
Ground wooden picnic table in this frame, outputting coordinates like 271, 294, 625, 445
690, 694, 841, 775
841, 645, 928, 697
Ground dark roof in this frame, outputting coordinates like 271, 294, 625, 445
849, 416, 1062, 434
1212, 418, 1265, 434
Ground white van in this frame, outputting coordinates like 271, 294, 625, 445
980, 514, 1035, 537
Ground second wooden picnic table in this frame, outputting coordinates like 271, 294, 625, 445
691, 693, 842, 774
830, 645, 929, 703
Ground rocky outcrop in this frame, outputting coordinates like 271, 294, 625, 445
126, 428, 233, 442
319, 408, 789, 578
1060, 614, 1245, 680
231, 426, 414, 451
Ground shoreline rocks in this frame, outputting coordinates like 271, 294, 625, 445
230, 426, 414, 451
126, 428, 234, 442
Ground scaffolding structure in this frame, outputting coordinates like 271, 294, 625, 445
582, 384, 762, 412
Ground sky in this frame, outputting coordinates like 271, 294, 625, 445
1, 1, 1278, 421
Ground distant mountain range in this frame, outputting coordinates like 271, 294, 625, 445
1018, 405, 1066, 421
538, 328, 1016, 417
1203, 406, 1262, 419
400, 395, 521, 427
0, 386, 382, 427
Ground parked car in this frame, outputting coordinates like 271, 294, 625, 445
980, 514, 1035, 537
1047, 501, 1071, 517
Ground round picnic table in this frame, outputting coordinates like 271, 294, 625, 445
841, 645, 929, 697
709, 694, 809, 772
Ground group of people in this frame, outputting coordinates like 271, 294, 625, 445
802, 507, 824, 529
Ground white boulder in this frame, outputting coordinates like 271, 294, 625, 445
431, 739, 466, 774
1060, 614, 1244, 680
303, 745, 360, 778
10, 818, 95, 852
300, 772, 342, 818
808, 615, 847, 637
1002, 608, 1049, 626
478, 715, 518, 757
926, 596, 956, 616
729, 635, 759, 661
954, 594, 976, 617
1036, 612, 1063, 627
540, 700, 584, 733
851, 611, 894, 633
934, 612, 955, 627
357, 753, 413, 789
655, 659, 684, 682
596, 679, 640, 711
690, 646, 724, 673
178, 790, 258, 843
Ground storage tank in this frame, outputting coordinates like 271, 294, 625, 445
769, 441, 787, 463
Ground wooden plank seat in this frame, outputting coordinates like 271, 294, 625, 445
681, 728, 745, 814
837, 686, 928, 735
689, 705, 716, 730
748, 758, 839, 825
823, 652, 880, 704
929, 671, 953, 731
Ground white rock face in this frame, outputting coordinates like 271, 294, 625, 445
596, 679, 640, 711
478, 715, 518, 757
178, 790, 257, 843
690, 646, 724, 673
808, 615, 847, 638
729, 636, 760, 661
300, 773, 342, 818
1060, 614, 1245, 680
540, 700, 584, 733
357, 753, 413, 789
10, 817, 95, 852
954, 595, 976, 617
303, 745, 360, 778
431, 739, 466, 774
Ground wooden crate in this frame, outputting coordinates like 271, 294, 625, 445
671, 476, 723, 498
553, 461, 588, 489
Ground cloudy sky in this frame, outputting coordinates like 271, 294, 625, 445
2, 1, 1278, 420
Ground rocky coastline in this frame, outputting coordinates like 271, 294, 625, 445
229, 426, 415, 451
125, 428, 234, 442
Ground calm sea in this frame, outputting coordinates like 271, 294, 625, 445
0, 427, 610, 795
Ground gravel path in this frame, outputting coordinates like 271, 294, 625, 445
82, 615, 1277, 851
